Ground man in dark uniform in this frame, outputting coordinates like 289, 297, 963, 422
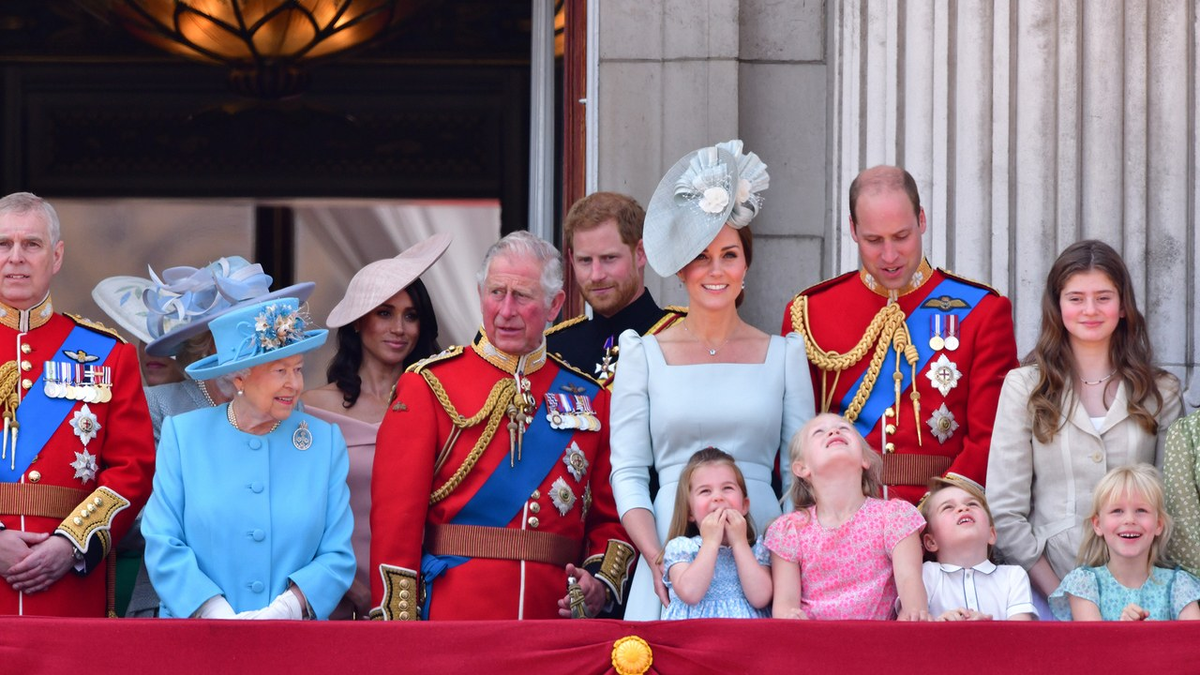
547, 192, 682, 387
782, 167, 1018, 504
0, 192, 156, 616
371, 231, 634, 620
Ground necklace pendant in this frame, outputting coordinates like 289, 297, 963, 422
708, 348, 717, 356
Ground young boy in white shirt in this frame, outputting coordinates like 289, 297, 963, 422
920, 477, 1037, 621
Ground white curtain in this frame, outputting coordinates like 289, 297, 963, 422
292, 199, 501, 386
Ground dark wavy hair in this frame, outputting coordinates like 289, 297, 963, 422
326, 277, 441, 409
1026, 240, 1167, 443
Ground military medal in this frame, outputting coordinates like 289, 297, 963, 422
70, 404, 102, 446
544, 393, 601, 432
43, 361, 62, 399
928, 314, 945, 351
944, 314, 960, 351
562, 442, 589, 482
549, 477, 576, 516
70, 448, 98, 484
925, 354, 962, 397
293, 420, 313, 450
594, 336, 617, 384
927, 403, 959, 443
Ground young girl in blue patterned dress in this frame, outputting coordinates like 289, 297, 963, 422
1051, 464, 1200, 621
659, 448, 772, 619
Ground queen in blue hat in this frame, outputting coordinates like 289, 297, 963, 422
141, 297, 355, 620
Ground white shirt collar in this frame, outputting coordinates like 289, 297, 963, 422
935, 559, 997, 575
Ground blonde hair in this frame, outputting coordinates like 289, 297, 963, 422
1076, 464, 1173, 569
787, 413, 882, 511
658, 447, 755, 564
921, 477, 996, 561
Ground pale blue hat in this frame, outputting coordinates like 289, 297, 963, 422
185, 297, 328, 379
144, 256, 314, 356
642, 140, 769, 276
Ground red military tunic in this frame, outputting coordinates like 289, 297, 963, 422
371, 335, 634, 620
782, 260, 1017, 504
0, 296, 155, 616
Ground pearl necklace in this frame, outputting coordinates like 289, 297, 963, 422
682, 319, 733, 356
197, 380, 216, 407
227, 401, 280, 434
1080, 371, 1116, 386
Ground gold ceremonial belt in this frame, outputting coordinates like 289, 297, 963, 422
0, 484, 89, 519
881, 454, 953, 486
425, 524, 581, 567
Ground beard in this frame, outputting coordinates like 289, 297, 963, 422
581, 276, 640, 317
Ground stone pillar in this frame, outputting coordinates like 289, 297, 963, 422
830, 0, 1198, 400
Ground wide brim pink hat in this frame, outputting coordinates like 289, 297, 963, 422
326, 233, 453, 328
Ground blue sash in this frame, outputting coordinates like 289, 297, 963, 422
419, 367, 599, 617
1, 325, 116, 482
841, 277, 990, 438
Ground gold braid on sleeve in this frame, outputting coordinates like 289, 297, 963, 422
0, 362, 21, 467
791, 297, 915, 426
420, 370, 517, 504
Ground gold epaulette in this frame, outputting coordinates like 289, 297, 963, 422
544, 314, 586, 336
938, 268, 1002, 296
547, 351, 604, 387
648, 307, 687, 335
406, 345, 464, 374
65, 314, 126, 343
377, 564, 421, 621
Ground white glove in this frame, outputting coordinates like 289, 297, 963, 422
194, 595, 237, 619
236, 589, 305, 620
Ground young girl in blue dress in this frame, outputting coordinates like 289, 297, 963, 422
1050, 464, 1200, 620
659, 448, 773, 619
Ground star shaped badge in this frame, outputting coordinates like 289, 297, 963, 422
70, 404, 102, 446
70, 448, 98, 484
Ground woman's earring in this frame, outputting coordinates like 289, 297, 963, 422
237, 390, 244, 396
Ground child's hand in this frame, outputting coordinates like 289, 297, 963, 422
896, 607, 932, 621
1119, 603, 1149, 621
699, 508, 725, 545
723, 509, 748, 545
937, 608, 992, 621
784, 607, 809, 620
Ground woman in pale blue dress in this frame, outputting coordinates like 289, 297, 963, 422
610, 141, 814, 620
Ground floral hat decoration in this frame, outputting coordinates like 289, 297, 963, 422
143, 256, 315, 357
184, 297, 328, 380
642, 139, 770, 277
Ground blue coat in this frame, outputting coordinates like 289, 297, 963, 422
142, 404, 355, 619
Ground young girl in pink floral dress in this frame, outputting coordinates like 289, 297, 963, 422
766, 413, 929, 620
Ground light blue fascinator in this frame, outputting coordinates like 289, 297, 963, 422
143, 257, 314, 357
185, 297, 328, 380
643, 140, 769, 276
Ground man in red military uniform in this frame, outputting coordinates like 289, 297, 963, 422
0, 192, 155, 616
371, 231, 634, 620
783, 167, 1017, 504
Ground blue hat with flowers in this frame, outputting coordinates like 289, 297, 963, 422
184, 297, 328, 379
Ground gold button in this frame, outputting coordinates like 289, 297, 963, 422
73, 517, 83, 525
87, 503, 96, 513
527, 516, 539, 528
399, 590, 409, 600
884, 443, 895, 453
398, 600, 408, 609
530, 490, 540, 500
80, 510, 89, 518
20, 361, 30, 371
20, 343, 31, 354
885, 424, 896, 434
27, 470, 40, 483
21, 379, 31, 390
94, 497, 102, 506
884, 407, 895, 418
398, 611, 410, 620
529, 502, 541, 514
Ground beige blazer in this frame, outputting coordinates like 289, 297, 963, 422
986, 366, 1182, 579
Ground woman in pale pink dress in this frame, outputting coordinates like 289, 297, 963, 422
766, 413, 929, 620
301, 234, 450, 619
